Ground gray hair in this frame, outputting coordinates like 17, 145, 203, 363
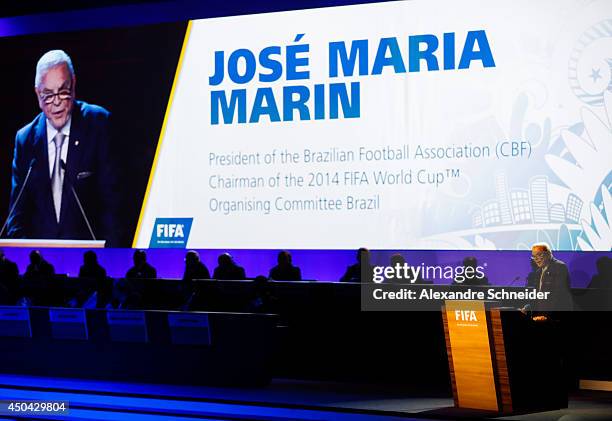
531, 242, 553, 256
34, 50, 75, 87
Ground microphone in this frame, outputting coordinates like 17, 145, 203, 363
60, 160, 96, 241
0, 158, 37, 238
507, 275, 522, 286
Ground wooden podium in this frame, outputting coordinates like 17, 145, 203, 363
442, 300, 567, 414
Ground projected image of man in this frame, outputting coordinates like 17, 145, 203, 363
5, 50, 117, 244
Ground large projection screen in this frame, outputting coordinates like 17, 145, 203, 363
1, 0, 611, 252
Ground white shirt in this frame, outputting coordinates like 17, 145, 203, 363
46, 117, 71, 178
538, 265, 549, 291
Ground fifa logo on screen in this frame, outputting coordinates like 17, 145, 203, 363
157, 224, 184, 238
454, 310, 477, 322
150, 218, 193, 248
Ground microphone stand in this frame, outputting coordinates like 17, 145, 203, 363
0, 159, 37, 238
60, 160, 96, 241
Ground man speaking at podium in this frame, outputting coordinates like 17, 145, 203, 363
526, 242, 573, 315
4, 50, 117, 245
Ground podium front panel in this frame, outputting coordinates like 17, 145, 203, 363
443, 300, 497, 411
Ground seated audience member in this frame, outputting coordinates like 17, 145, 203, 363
387, 253, 425, 284
588, 256, 612, 289
386, 253, 405, 283
340, 247, 373, 282
181, 250, 210, 302
79, 250, 107, 279
80, 275, 113, 309
71, 251, 108, 307
22, 251, 56, 305
120, 291, 143, 309
126, 250, 157, 279
269, 250, 302, 281
183, 250, 211, 281
0, 282, 9, 305
0, 250, 19, 302
453, 257, 489, 286
213, 253, 246, 280
112, 279, 143, 309
247, 275, 277, 313
24, 250, 55, 281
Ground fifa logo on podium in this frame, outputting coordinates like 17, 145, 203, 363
455, 310, 477, 321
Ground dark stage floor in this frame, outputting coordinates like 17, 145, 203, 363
0, 375, 610, 420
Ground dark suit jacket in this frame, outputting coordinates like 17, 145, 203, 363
7, 101, 117, 244
79, 263, 107, 280
269, 264, 301, 281
24, 260, 55, 281
213, 264, 246, 280
340, 263, 373, 282
183, 262, 211, 281
527, 258, 573, 311
126, 263, 157, 280
0, 258, 19, 302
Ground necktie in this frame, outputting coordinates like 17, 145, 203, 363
538, 266, 547, 291
51, 132, 65, 222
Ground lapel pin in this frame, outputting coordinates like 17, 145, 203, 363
75, 140, 79, 146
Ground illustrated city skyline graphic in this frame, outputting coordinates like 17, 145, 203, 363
420, 18, 612, 252
471, 173, 583, 228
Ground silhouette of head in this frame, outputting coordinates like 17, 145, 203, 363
133, 250, 147, 267
29, 250, 42, 265
596, 256, 612, 276
185, 250, 200, 266
277, 250, 292, 266
218, 253, 233, 267
463, 256, 478, 269
84, 250, 98, 266
253, 275, 268, 285
357, 247, 370, 265
390, 253, 406, 268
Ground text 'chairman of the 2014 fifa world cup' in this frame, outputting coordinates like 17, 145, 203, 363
5, 50, 117, 245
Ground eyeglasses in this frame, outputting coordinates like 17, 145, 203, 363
531, 252, 548, 261
39, 89, 72, 105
